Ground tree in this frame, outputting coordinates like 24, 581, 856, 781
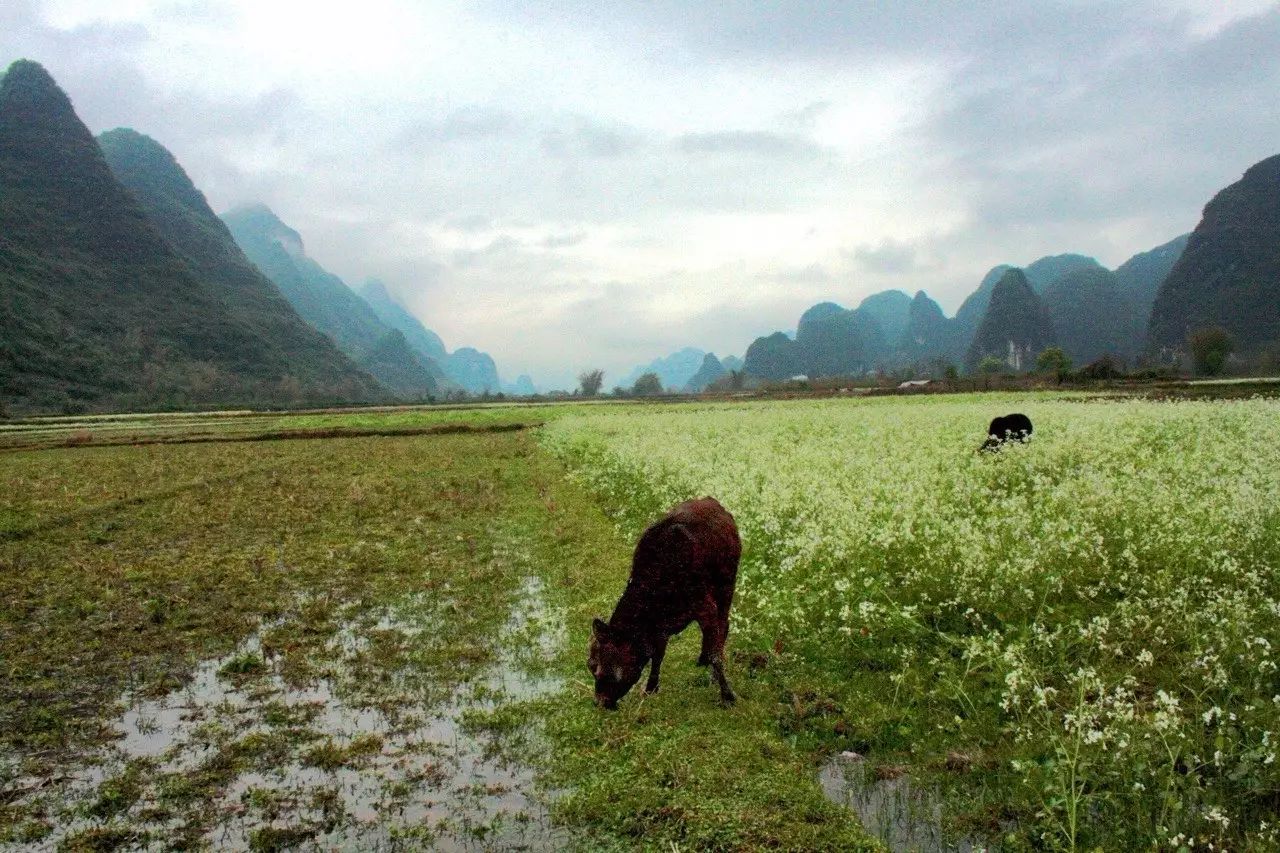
578, 368, 605, 396
1036, 347, 1072, 384
1188, 326, 1235, 376
632, 372, 663, 396
978, 355, 1004, 390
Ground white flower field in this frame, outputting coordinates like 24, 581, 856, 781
544, 394, 1280, 849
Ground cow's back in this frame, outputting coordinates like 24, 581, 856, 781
629, 497, 739, 605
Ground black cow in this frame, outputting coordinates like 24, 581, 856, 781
980, 413, 1034, 451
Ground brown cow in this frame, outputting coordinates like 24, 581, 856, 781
588, 497, 741, 709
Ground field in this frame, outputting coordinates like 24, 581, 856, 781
2, 393, 1279, 850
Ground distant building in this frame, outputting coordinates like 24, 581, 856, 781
897, 379, 932, 390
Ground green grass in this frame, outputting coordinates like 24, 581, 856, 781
0, 408, 873, 849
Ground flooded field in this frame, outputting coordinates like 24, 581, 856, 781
5, 564, 566, 851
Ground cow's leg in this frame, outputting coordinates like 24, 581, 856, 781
698, 607, 735, 705
708, 617, 736, 706
697, 607, 717, 666
644, 637, 667, 694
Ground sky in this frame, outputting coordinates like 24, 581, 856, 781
4, 0, 1279, 389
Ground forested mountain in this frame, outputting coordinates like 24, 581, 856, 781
1042, 267, 1140, 365
952, 265, 1012, 356
1148, 155, 1280, 360
96, 128, 382, 399
898, 290, 954, 363
0, 60, 377, 413
743, 332, 802, 380
222, 204, 440, 397
965, 269, 1057, 370
359, 279, 448, 363
684, 352, 727, 391
1114, 233, 1189, 319
855, 289, 912, 345
794, 302, 885, 377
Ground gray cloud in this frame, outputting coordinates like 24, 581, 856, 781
675, 130, 827, 159
850, 240, 919, 276
4, 0, 1279, 387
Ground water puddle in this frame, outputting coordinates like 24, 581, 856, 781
819, 753, 988, 853
6, 574, 567, 851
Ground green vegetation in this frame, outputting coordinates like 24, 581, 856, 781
1188, 325, 1235, 376
545, 395, 1280, 849
220, 203, 443, 399
1035, 346, 1072, 383
631, 372, 663, 396
0, 60, 379, 415
1148, 154, 1280, 362
965, 269, 1057, 372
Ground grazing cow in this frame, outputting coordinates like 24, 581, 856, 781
588, 497, 741, 709
980, 413, 1034, 451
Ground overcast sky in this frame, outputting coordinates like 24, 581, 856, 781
5, 1, 1279, 388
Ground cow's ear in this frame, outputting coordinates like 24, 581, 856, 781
592, 618, 610, 638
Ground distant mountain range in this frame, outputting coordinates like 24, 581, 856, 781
3, 58, 1276, 411
0, 59, 506, 413
733, 225, 1217, 381
0, 60, 383, 413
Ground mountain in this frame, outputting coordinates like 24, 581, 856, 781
359, 278, 448, 363
1148, 155, 1280, 361
505, 374, 537, 396
1113, 233, 1190, 323
898, 290, 954, 363
743, 332, 802, 381
952, 265, 1013, 354
621, 347, 707, 389
794, 302, 884, 377
1023, 254, 1107, 293
684, 352, 727, 392
95, 128, 381, 401
445, 347, 500, 394
0, 60, 365, 413
856, 289, 912, 345
965, 269, 1057, 371
222, 204, 439, 397
1042, 267, 1141, 365
721, 355, 743, 372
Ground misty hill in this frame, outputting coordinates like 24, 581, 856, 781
898, 290, 954, 363
1114, 234, 1189, 319
743, 332, 802, 381
965, 269, 1056, 370
621, 347, 707, 389
0, 60, 373, 413
505, 374, 537, 396
1042, 267, 1140, 365
359, 279, 448, 363
721, 355, 743, 372
684, 352, 727, 392
856, 290, 912, 344
1023, 254, 1107, 292
1148, 155, 1280, 361
222, 204, 439, 397
357, 278, 503, 394
95, 127, 382, 400
446, 347, 500, 394
794, 302, 885, 377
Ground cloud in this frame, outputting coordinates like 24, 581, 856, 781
5, 0, 1280, 387
849, 240, 919, 275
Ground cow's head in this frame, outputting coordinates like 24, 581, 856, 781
587, 618, 646, 709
